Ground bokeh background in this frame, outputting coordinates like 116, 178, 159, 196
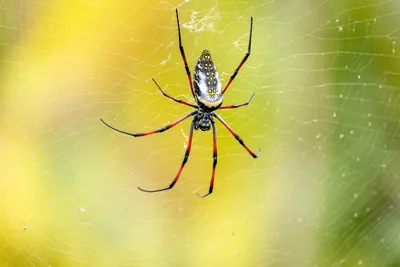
1, 0, 400, 266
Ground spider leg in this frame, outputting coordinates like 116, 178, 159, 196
176, 9, 196, 100
213, 113, 261, 158
222, 17, 253, 95
138, 120, 195, 193
197, 121, 217, 198
219, 92, 255, 110
100, 111, 196, 137
152, 78, 197, 108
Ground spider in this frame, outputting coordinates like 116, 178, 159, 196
100, 9, 260, 198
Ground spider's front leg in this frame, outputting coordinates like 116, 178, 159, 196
138, 120, 195, 193
100, 111, 196, 137
213, 113, 261, 158
197, 120, 218, 198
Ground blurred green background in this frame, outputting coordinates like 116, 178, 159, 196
1, 0, 399, 266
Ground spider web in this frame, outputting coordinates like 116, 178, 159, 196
1, 0, 400, 266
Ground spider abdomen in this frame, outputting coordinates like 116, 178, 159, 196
193, 112, 213, 131
193, 49, 223, 111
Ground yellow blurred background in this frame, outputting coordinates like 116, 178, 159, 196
1, 0, 400, 266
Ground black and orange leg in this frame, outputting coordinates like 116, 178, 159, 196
222, 17, 253, 95
213, 113, 261, 158
100, 111, 196, 137
138, 121, 195, 193
219, 92, 255, 110
176, 9, 196, 100
152, 78, 197, 108
197, 121, 218, 198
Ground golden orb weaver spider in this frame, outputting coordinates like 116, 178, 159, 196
100, 9, 260, 198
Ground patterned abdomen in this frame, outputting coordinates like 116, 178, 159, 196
193, 49, 223, 110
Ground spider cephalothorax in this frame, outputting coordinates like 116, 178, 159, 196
100, 9, 260, 198
193, 111, 213, 131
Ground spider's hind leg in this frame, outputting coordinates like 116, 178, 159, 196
152, 78, 197, 108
